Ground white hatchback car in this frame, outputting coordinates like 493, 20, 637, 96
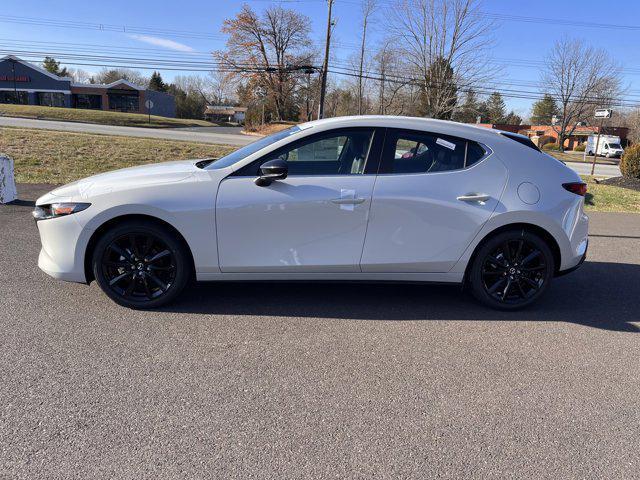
34, 116, 589, 310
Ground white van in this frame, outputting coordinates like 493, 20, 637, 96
586, 135, 624, 158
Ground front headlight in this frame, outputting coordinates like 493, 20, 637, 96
32, 202, 91, 221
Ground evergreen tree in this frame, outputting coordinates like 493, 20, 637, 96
454, 90, 483, 123
504, 110, 523, 125
530, 93, 559, 125
42, 57, 69, 77
419, 57, 457, 120
148, 71, 168, 92
485, 91, 507, 124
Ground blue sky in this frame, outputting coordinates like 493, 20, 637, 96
2, 0, 640, 116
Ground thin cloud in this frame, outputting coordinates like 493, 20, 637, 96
128, 34, 195, 52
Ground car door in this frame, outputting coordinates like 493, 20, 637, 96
216, 128, 381, 273
361, 128, 508, 273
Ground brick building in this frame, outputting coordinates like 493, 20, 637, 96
475, 123, 629, 150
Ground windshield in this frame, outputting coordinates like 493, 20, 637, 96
609, 143, 622, 149
206, 126, 302, 170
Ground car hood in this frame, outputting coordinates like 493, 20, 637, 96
38, 159, 206, 204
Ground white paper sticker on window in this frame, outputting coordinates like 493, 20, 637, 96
436, 138, 456, 150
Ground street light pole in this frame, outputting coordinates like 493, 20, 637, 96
318, 0, 334, 119
10, 58, 18, 103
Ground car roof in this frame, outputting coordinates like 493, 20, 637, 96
297, 115, 508, 145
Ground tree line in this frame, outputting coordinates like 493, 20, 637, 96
40, 0, 636, 149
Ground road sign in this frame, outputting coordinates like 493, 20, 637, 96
145, 99, 154, 124
594, 108, 612, 119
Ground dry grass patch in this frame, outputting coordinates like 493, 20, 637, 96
0, 127, 235, 184
243, 121, 297, 136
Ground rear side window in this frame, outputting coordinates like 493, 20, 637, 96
381, 129, 488, 174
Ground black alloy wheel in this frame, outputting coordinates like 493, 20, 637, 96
92, 220, 191, 309
469, 230, 554, 310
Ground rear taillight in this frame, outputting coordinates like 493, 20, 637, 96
562, 182, 587, 197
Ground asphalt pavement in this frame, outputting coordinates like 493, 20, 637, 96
562, 160, 620, 178
1, 184, 640, 479
0, 116, 255, 146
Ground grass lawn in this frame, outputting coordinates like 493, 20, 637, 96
0, 104, 214, 129
582, 176, 640, 213
0, 127, 235, 184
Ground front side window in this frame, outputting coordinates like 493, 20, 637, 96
278, 130, 373, 175
235, 129, 374, 177
382, 130, 488, 174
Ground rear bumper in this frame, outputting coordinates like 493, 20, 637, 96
556, 238, 588, 277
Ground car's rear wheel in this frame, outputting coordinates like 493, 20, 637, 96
469, 230, 554, 310
92, 220, 191, 309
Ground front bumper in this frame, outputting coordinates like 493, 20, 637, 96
35, 213, 91, 283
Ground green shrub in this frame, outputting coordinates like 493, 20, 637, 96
574, 144, 586, 152
620, 144, 640, 179
542, 142, 560, 151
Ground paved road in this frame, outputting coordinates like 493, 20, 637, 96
0, 116, 254, 146
564, 160, 621, 178
2, 184, 639, 478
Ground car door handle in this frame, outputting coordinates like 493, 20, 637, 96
457, 193, 491, 203
330, 197, 366, 205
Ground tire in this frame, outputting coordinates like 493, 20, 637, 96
468, 229, 554, 310
92, 220, 192, 309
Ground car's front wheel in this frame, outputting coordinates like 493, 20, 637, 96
469, 230, 554, 310
92, 220, 191, 309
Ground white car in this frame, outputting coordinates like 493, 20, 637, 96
33, 116, 589, 310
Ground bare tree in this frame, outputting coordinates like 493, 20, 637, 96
542, 37, 622, 151
373, 40, 412, 115
94, 68, 148, 87
623, 108, 640, 144
66, 68, 94, 84
388, 0, 494, 119
214, 4, 314, 121
208, 70, 235, 105
357, 0, 376, 115
388, 0, 495, 119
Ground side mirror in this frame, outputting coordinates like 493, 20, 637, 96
255, 159, 288, 186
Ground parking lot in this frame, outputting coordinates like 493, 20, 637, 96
1, 184, 639, 479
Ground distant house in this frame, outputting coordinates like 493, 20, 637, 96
204, 105, 247, 123
0, 55, 176, 117
475, 122, 629, 150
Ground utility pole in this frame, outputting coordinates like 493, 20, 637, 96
318, 0, 334, 119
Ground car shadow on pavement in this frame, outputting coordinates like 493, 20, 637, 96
162, 261, 640, 333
